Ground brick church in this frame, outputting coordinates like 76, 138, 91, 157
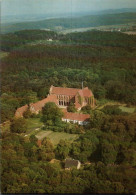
49, 85, 95, 109
15, 85, 95, 125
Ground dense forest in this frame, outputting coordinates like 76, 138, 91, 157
1, 29, 136, 193
1, 30, 136, 122
1, 106, 136, 193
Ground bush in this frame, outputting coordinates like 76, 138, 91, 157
23, 108, 32, 118
10, 118, 27, 133
42, 102, 64, 126
102, 105, 125, 115
81, 105, 92, 114
67, 102, 77, 113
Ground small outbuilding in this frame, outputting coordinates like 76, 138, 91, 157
65, 158, 81, 170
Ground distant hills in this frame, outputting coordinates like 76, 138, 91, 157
96, 8, 136, 15
1, 10, 136, 34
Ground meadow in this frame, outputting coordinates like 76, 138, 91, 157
35, 130, 79, 145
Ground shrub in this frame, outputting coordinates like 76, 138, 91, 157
10, 118, 27, 133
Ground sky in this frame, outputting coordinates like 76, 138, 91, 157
1, 0, 136, 17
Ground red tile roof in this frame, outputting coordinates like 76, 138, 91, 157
78, 87, 93, 97
62, 112, 90, 122
31, 94, 58, 112
50, 86, 93, 98
50, 86, 80, 96
15, 104, 28, 117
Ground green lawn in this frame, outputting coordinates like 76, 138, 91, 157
35, 130, 79, 146
26, 118, 44, 136
26, 118, 44, 129
97, 100, 123, 110
119, 106, 135, 113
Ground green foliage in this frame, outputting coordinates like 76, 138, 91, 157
29, 135, 38, 145
38, 138, 55, 161
101, 141, 118, 165
1, 95, 19, 122
1, 29, 136, 194
23, 107, 32, 118
10, 118, 27, 133
101, 105, 126, 115
1, 30, 58, 51
71, 130, 100, 163
67, 102, 77, 113
89, 110, 107, 128
1, 128, 136, 194
1, 30, 136, 122
42, 102, 64, 126
55, 140, 71, 160
37, 87, 49, 99
81, 105, 92, 114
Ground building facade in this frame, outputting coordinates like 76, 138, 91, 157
62, 112, 90, 125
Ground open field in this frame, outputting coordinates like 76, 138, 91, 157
35, 130, 79, 145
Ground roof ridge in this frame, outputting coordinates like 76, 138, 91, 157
53, 86, 82, 90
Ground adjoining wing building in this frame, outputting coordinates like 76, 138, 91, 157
15, 85, 95, 125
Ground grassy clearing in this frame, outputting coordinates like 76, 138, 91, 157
35, 130, 79, 146
25, 118, 79, 145
96, 100, 135, 114
25, 118, 44, 136
97, 100, 123, 110
26, 118, 44, 130
0, 52, 9, 59
119, 106, 135, 113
